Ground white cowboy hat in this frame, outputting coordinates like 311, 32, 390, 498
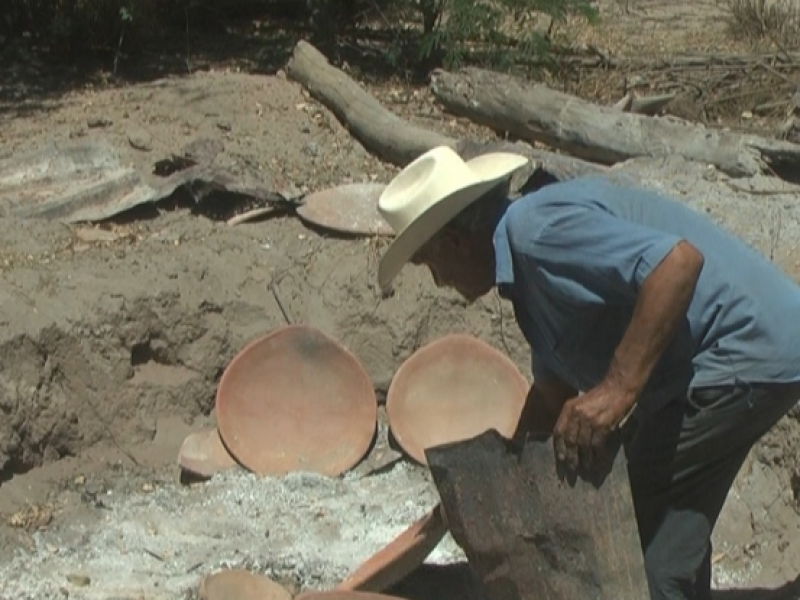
377, 145, 530, 289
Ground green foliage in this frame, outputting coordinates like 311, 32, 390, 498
2, 0, 597, 74
4, 0, 167, 53
382, 0, 597, 71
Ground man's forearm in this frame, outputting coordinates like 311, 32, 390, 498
605, 240, 704, 402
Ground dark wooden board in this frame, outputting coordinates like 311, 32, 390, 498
425, 429, 649, 600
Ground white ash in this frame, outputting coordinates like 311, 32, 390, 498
0, 464, 466, 600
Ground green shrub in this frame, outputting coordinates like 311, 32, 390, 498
383, 0, 597, 70
2, 0, 596, 72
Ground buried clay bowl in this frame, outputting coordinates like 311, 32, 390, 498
177, 428, 240, 479
199, 568, 292, 600
335, 504, 448, 593
215, 324, 378, 477
386, 334, 528, 465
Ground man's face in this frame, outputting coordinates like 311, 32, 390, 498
410, 229, 496, 302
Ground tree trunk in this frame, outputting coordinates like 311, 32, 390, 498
286, 40, 456, 167
430, 67, 800, 183
285, 41, 606, 189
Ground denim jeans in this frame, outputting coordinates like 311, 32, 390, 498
623, 381, 800, 600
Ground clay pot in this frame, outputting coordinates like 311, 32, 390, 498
386, 334, 528, 465
177, 429, 239, 479
199, 569, 292, 600
335, 504, 448, 593
296, 183, 392, 236
216, 325, 378, 477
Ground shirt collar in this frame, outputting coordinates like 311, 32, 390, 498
493, 200, 515, 297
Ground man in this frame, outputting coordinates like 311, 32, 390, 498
376, 146, 800, 600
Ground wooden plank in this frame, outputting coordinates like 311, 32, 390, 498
425, 429, 648, 600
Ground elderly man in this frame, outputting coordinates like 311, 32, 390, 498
376, 146, 800, 600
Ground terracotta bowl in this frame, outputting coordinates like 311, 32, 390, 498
386, 334, 528, 465
216, 325, 378, 477
335, 504, 448, 593
199, 569, 292, 600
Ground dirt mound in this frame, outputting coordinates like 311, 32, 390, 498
0, 210, 526, 481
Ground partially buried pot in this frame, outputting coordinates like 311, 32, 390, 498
199, 569, 292, 600
177, 428, 239, 479
386, 334, 528, 465
215, 324, 378, 477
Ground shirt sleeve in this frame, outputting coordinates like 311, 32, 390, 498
510, 202, 684, 304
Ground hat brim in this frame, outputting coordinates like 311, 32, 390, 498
378, 153, 529, 290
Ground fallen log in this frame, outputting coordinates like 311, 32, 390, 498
430, 67, 800, 183
286, 41, 455, 166
284, 41, 605, 189
457, 139, 606, 193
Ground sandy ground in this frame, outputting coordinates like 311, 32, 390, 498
1, 1, 800, 598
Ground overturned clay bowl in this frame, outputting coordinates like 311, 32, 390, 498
199, 569, 292, 600
335, 504, 448, 593
386, 334, 528, 465
215, 324, 378, 477
178, 428, 240, 479
296, 183, 393, 236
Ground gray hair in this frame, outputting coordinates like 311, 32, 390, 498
445, 180, 511, 236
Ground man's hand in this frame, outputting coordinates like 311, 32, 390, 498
511, 378, 578, 449
553, 380, 635, 475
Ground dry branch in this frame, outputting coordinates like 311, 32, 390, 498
284, 41, 605, 186
430, 67, 800, 182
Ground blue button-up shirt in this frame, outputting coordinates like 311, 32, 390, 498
494, 176, 800, 414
